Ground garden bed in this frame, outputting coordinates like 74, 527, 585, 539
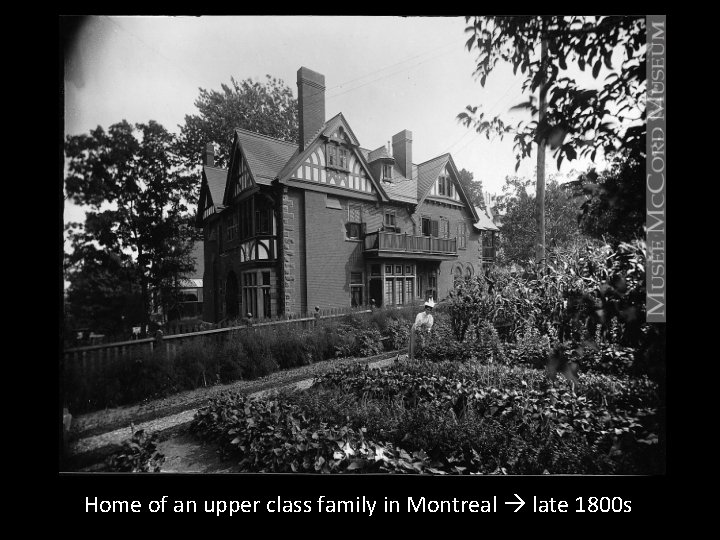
187, 359, 662, 475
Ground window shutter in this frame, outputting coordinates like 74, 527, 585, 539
431, 220, 439, 238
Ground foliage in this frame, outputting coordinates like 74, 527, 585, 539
456, 168, 486, 209
176, 75, 298, 169
64, 308, 415, 414
568, 147, 646, 245
105, 430, 165, 473
458, 16, 646, 169
191, 361, 662, 474
495, 175, 586, 264
63, 245, 145, 341
65, 120, 198, 329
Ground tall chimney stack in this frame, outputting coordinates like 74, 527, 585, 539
392, 130, 412, 179
297, 67, 326, 151
205, 142, 215, 167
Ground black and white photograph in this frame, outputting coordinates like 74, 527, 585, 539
61, 15, 665, 483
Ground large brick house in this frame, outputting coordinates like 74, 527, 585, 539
197, 66, 496, 322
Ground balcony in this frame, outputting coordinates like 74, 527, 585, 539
364, 231, 457, 260
481, 246, 496, 261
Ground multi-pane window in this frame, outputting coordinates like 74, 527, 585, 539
350, 272, 363, 307
382, 164, 392, 179
226, 211, 238, 241
437, 174, 453, 197
346, 205, 364, 240
457, 221, 467, 249
255, 207, 272, 235
384, 210, 398, 232
437, 176, 445, 196
383, 264, 415, 306
261, 272, 271, 318
242, 272, 258, 318
440, 218, 450, 239
327, 145, 337, 167
339, 148, 349, 169
422, 217, 438, 237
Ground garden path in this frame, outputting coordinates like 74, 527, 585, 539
65, 352, 398, 472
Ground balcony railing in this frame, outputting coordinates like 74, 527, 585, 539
364, 231, 457, 255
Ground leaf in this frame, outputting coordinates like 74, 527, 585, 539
592, 59, 602, 79
509, 101, 533, 112
230, 437, 241, 445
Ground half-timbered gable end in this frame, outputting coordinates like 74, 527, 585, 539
278, 113, 386, 201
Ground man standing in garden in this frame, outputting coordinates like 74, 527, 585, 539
408, 299, 435, 360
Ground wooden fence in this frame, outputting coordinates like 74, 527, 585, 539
62, 306, 372, 379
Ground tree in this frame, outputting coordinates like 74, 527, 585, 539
458, 16, 645, 266
568, 143, 645, 246
63, 242, 144, 340
496, 175, 585, 264
458, 16, 646, 169
456, 168, 486, 209
65, 120, 197, 331
176, 75, 298, 170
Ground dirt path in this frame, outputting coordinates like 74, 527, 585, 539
67, 352, 400, 472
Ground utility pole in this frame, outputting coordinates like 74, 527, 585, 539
536, 20, 548, 271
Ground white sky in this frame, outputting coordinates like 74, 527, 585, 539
64, 15, 614, 225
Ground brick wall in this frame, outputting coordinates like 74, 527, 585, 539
304, 191, 366, 310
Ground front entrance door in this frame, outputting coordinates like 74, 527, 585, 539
369, 279, 383, 307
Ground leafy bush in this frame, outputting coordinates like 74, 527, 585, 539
384, 318, 410, 350
191, 360, 661, 474
105, 429, 165, 473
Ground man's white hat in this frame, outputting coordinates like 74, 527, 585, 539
424, 299, 436, 308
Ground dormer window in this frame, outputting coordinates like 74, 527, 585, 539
382, 164, 392, 180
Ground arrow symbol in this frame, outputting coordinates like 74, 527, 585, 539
505, 493, 525, 512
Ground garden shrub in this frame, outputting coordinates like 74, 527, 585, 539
105, 429, 165, 473
191, 360, 661, 474
384, 318, 410, 350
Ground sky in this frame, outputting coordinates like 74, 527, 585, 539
63, 15, 610, 226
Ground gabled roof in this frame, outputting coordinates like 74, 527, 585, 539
204, 166, 227, 208
234, 128, 297, 185
321, 113, 361, 146
368, 145, 392, 162
473, 206, 500, 231
416, 154, 451, 200
277, 113, 352, 183
415, 153, 479, 222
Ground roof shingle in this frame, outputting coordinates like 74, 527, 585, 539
203, 166, 227, 208
416, 154, 450, 200
235, 129, 298, 185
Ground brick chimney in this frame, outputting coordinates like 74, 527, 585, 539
392, 130, 412, 178
204, 142, 214, 167
297, 67, 326, 152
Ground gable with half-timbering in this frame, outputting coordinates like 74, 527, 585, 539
288, 122, 380, 197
